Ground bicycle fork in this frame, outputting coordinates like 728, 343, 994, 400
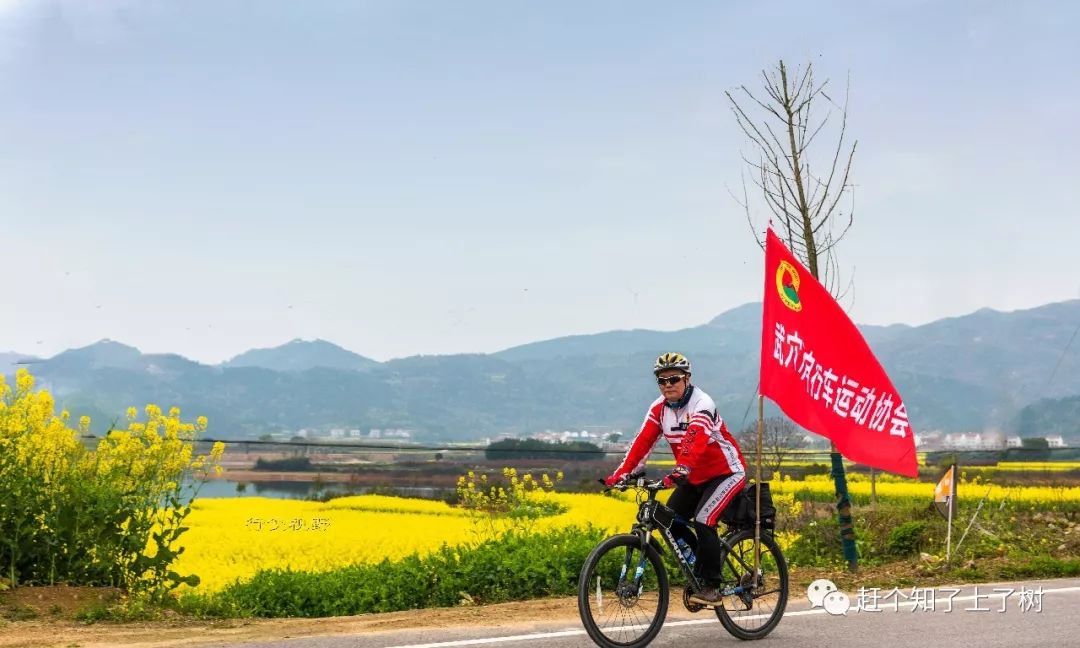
619, 535, 649, 598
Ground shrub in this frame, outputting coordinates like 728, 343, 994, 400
194, 526, 606, 617
886, 520, 929, 557
785, 517, 844, 568
456, 468, 566, 519
253, 456, 312, 471
0, 369, 223, 600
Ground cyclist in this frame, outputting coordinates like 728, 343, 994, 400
603, 352, 747, 606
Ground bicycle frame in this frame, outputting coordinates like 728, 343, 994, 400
622, 479, 763, 599
582, 476, 789, 646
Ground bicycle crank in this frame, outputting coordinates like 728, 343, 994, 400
682, 585, 705, 613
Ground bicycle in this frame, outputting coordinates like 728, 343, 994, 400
577, 472, 788, 647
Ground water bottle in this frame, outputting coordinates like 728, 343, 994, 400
675, 538, 696, 567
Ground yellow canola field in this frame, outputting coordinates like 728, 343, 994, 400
773, 474, 1080, 504
994, 461, 1080, 472
176, 493, 638, 592
651, 453, 932, 468
175, 481, 1080, 592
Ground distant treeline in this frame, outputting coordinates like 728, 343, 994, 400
484, 438, 604, 461
924, 445, 1080, 466
1015, 395, 1080, 438
254, 456, 313, 471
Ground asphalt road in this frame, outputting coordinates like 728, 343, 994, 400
204, 578, 1080, 648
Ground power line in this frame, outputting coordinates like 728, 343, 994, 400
78, 434, 912, 457
82, 430, 1077, 457
1044, 317, 1080, 391
737, 380, 762, 431
77, 434, 650, 457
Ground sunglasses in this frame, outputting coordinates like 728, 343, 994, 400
656, 375, 685, 386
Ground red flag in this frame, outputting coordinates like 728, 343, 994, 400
759, 228, 918, 477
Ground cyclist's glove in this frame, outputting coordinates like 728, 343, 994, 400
662, 464, 690, 488
603, 473, 624, 488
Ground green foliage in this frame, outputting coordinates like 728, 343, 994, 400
188, 526, 606, 617
886, 521, 929, 557
995, 556, 1080, 579
72, 596, 165, 623
946, 556, 1080, 583
783, 502, 946, 567
484, 438, 603, 461
785, 517, 845, 568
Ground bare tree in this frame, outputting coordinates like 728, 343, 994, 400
727, 60, 857, 299
737, 417, 806, 476
727, 59, 860, 570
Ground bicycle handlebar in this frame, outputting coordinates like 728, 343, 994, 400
600, 472, 668, 493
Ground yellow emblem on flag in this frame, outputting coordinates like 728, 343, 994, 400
775, 260, 802, 312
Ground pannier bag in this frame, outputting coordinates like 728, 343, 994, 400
718, 482, 776, 530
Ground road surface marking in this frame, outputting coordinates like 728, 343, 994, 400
383, 586, 1080, 648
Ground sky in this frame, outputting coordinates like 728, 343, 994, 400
2, 0, 1078, 364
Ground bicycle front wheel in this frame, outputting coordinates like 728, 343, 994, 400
577, 533, 669, 648
714, 528, 788, 640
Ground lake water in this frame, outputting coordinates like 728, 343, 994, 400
193, 479, 452, 501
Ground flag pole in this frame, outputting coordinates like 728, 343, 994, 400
945, 461, 956, 563
754, 394, 763, 582
830, 442, 858, 571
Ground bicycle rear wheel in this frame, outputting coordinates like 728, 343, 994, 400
578, 533, 669, 648
714, 528, 788, 640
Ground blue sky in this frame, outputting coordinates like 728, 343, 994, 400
2, 1, 1077, 363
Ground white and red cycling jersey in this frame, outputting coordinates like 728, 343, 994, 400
613, 385, 745, 485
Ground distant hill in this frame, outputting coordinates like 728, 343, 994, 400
8, 299, 1080, 442
494, 302, 763, 361
0, 352, 39, 377
499, 300, 1080, 430
223, 339, 378, 372
47, 339, 143, 371
860, 301, 1080, 411
1014, 395, 1080, 438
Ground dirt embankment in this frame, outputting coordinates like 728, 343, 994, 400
0, 590, 584, 648
0, 560, 1032, 648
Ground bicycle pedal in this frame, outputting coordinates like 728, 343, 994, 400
688, 599, 721, 608
682, 586, 706, 613
687, 594, 723, 608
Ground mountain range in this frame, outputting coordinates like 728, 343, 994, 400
4, 300, 1079, 442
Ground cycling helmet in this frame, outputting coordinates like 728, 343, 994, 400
653, 352, 691, 375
